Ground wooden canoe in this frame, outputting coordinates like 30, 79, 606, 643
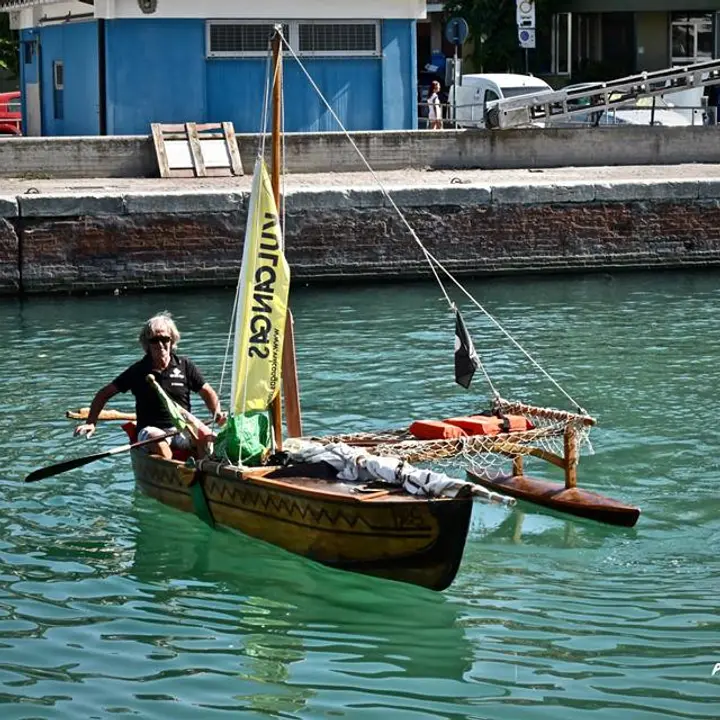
467, 469, 640, 527
131, 450, 473, 591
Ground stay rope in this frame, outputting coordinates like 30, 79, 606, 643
276, 28, 586, 414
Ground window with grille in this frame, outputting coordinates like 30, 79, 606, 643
208, 23, 290, 57
206, 21, 379, 58
671, 12, 713, 65
298, 23, 379, 55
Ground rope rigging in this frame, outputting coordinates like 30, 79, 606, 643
275, 27, 587, 414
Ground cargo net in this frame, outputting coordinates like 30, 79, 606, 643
312, 398, 595, 479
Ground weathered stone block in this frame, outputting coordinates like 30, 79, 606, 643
493, 182, 595, 204
0, 196, 18, 217
697, 180, 720, 199
0, 218, 19, 293
18, 193, 125, 217
595, 180, 698, 202
123, 191, 244, 215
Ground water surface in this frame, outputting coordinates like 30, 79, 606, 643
1, 271, 719, 718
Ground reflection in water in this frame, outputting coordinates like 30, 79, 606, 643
476, 506, 638, 549
129, 495, 473, 715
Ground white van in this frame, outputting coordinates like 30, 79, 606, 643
450, 73, 553, 129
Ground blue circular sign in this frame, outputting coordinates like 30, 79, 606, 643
445, 17, 469, 46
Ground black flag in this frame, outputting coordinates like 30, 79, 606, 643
454, 307, 479, 389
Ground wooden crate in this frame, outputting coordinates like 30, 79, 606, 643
151, 122, 244, 178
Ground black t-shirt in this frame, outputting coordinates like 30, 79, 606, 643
112, 353, 206, 431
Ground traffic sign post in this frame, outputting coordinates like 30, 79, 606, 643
518, 27, 536, 49
445, 16, 469, 46
516, 0, 536, 28
445, 17, 470, 128
516, 0, 535, 73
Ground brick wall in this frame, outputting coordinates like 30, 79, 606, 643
4, 199, 720, 295
0, 219, 19, 294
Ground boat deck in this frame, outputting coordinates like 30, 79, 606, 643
208, 459, 460, 504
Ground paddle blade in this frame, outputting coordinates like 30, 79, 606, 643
24, 431, 176, 483
24, 450, 112, 483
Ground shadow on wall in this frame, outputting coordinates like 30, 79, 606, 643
0, 69, 18, 93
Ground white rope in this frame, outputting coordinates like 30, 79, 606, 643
277, 29, 585, 414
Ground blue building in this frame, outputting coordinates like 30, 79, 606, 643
1, 0, 423, 136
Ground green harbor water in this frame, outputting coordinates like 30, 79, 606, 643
1, 271, 719, 719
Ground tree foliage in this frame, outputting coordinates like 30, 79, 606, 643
0, 13, 19, 78
443, 0, 560, 74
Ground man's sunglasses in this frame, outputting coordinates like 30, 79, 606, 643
149, 336, 172, 345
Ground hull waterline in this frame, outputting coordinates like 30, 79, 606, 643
132, 450, 473, 591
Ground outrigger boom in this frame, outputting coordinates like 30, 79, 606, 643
465, 403, 640, 527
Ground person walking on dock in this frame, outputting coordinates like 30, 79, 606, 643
428, 81, 443, 130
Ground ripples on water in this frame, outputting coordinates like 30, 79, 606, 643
1, 272, 719, 718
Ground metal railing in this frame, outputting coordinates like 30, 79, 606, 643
488, 59, 720, 130
418, 101, 718, 129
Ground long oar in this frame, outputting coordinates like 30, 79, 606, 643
24, 430, 178, 483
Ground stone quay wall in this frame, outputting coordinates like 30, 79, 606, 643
1, 127, 720, 178
2, 177, 720, 296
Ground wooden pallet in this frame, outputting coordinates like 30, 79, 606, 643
151, 122, 244, 178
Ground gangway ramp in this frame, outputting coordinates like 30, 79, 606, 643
487, 59, 720, 130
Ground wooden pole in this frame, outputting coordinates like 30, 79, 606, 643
269, 30, 303, 446
271, 33, 282, 212
512, 454, 524, 477
281, 312, 303, 437
564, 425, 578, 489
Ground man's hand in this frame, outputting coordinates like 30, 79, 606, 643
74, 423, 96, 438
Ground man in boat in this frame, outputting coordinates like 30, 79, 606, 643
73, 312, 226, 459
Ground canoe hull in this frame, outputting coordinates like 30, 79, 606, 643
467, 469, 640, 527
132, 450, 473, 591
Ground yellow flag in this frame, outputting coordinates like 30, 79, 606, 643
231, 158, 290, 414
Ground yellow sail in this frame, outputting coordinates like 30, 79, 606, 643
231, 158, 290, 415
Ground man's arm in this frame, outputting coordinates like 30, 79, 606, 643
74, 383, 120, 438
198, 383, 227, 425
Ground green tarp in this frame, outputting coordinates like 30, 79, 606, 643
213, 412, 271, 466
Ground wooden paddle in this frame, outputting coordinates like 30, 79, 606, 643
24, 429, 178, 483
66, 408, 137, 421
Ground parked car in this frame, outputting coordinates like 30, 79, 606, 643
450, 73, 554, 128
0, 91, 22, 136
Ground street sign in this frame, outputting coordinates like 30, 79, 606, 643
445, 17, 469, 46
518, 27, 536, 49
516, 0, 536, 28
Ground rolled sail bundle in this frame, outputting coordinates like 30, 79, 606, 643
284, 439, 516, 506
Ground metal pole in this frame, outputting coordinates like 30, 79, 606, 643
453, 43, 458, 128
98, 18, 107, 135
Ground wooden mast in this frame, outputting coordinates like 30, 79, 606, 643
270, 29, 303, 447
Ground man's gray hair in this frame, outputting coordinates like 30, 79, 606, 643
138, 311, 180, 352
